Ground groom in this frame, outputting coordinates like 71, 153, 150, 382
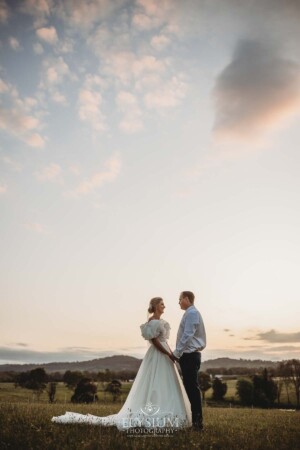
172, 291, 206, 431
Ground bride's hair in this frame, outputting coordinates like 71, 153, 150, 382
148, 297, 163, 314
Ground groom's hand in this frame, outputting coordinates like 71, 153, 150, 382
169, 353, 179, 363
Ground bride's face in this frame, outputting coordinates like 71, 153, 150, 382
155, 300, 165, 314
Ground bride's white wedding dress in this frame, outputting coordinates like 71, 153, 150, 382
52, 319, 192, 430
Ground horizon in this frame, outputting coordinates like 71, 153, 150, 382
0, 352, 285, 368
1, 0, 300, 365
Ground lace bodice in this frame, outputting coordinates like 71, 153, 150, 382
140, 319, 170, 342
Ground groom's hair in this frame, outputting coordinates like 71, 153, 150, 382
182, 291, 195, 304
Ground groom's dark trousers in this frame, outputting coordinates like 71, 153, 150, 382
179, 352, 202, 426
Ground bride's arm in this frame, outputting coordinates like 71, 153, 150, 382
151, 338, 176, 362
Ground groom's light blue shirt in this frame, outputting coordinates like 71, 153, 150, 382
173, 305, 206, 358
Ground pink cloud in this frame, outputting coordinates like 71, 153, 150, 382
116, 91, 143, 134
0, 0, 9, 23
144, 75, 187, 110
55, 0, 125, 30
36, 26, 58, 44
25, 133, 45, 148
0, 183, 7, 194
66, 154, 121, 197
9, 37, 21, 51
78, 88, 106, 131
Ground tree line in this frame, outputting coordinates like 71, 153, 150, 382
5, 358, 299, 408
200, 360, 300, 409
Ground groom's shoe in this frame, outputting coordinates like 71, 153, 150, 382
193, 417, 204, 431
192, 421, 204, 432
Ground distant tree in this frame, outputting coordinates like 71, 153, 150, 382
63, 371, 83, 389
15, 368, 48, 399
274, 378, 284, 405
212, 377, 227, 401
105, 379, 122, 402
280, 360, 300, 409
71, 378, 98, 403
198, 372, 212, 401
236, 379, 254, 405
252, 369, 277, 407
47, 382, 57, 403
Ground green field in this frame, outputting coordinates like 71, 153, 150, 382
0, 402, 299, 450
0, 382, 133, 404
0, 382, 299, 449
0, 379, 297, 406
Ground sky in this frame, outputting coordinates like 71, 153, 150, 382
1, 0, 300, 365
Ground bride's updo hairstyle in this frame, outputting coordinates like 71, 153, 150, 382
148, 297, 163, 314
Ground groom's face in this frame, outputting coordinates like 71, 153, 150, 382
178, 293, 190, 310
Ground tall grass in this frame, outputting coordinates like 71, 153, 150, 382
0, 402, 299, 449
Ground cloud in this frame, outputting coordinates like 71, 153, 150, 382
0, 78, 45, 148
52, 91, 67, 105
103, 52, 166, 86
0, 78, 9, 94
144, 75, 187, 110
8, 37, 21, 51
0, 108, 45, 148
132, 0, 175, 31
151, 33, 171, 51
0, 0, 9, 23
39, 57, 72, 105
33, 42, 44, 54
78, 75, 106, 131
66, 153, 121, 197
19, 0, 52, 27
213, 39, 300, 142
264, 345, 300, 352
41, 56, 70, 86
55, 0, 126, 30
2, 156, 22, 172
116, 91, 143, 133
25, 133, 46, 148
24, 222, 48, 234
35, 163, 62, 182
250, 329, 300, 343
78, 89, 105, 131
0, 183, 7, 194
36, 26, 58, 44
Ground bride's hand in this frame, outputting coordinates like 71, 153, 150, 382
168, 353, 177, 363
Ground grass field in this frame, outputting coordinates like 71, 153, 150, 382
0, 382, 298, 449
0, 380, 297, 406
0, 402, 299, 450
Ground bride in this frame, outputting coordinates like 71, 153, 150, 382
52, 297, 192, 430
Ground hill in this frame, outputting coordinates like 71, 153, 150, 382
201, 357, 278, 371
0, 355, 142, 373
0, 356, 279, 373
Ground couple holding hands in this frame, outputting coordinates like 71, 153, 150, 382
52, 291, 206, 432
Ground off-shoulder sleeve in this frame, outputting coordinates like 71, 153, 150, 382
140, 321, 162, 340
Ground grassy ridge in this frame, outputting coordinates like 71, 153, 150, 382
0, 403, 299, 450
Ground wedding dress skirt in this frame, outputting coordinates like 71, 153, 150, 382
52, 320, 192, 430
